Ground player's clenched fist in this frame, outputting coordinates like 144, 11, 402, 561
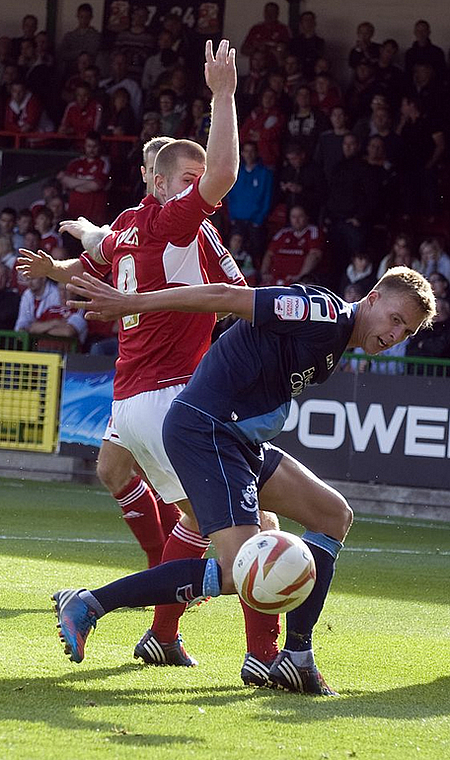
204, 39, 237, 96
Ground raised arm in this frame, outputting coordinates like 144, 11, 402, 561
198, 39, 239, 206
67, 273, 254, 322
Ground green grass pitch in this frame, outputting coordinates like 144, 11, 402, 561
0, 478, 449, 760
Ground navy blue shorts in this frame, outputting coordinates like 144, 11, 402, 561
163, 400, 283, 537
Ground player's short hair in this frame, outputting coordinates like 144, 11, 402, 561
142, 136, 175, 165
374, 266, 436, 328
153, 139, 206, 180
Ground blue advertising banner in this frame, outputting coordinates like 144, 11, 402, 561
59, 356, 115, 451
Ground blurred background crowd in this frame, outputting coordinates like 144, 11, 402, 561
1, 2, 450, 369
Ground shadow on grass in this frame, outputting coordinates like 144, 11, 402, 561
252, 674, 450, 723
0, 664, 213, 747
0, 664, 449, 744
0, 608, 50, 619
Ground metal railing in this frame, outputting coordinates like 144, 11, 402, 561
341, 351, 450, 377
0, 330, 30, 352
0, 330, 76, 356
0, 130, 138, 151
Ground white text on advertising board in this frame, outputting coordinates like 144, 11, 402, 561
282, 400, 450, 458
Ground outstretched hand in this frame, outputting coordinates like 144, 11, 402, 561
66, 272, 135, 321
204, 38, 237, 97
16, 248, 54, 279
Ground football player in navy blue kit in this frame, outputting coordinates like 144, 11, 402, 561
55, 266, 435, 694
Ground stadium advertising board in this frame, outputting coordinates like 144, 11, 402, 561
60, 357, 450, 488
59, 355, 115, 455
277, 373, 450, 489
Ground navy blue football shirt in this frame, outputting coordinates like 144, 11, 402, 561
175, 284, 357, 445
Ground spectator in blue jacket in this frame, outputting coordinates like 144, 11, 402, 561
226, 141, 273, 269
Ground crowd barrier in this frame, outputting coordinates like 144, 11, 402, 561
0, 130, 138, 151
0, 349, 63, 453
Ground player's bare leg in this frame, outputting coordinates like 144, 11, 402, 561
257, 451, 353, 694
259, 451, 352, 540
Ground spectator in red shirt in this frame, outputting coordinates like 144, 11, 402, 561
59, 83, 103, 144
4, 80, 52, 135
30, 179, 62, 221
240, 87, 286, 170
310, 73, 341, 116
15, 277, 87, 348
241, 2, 290, 59
58, 130, 110, 226
260, 204, 324, 284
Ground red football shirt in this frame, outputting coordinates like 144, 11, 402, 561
60, 99, 103, 138
84, 178, 244, 399
66, 155, 110, 226
268, 224, 324, 283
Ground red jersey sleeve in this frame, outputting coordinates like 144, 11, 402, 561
80, 250, 112, 279
79, 204, 134, 277
201, 220, 246, 286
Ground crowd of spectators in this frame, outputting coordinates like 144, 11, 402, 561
1, 3, 450, 368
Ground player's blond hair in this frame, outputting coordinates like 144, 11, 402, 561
142, 136, 175, 166
153, 139, 206, 180
374, 265, 436, 328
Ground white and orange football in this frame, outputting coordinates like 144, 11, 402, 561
232, 530, 316, 614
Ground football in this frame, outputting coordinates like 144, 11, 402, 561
232, 530, 316, 614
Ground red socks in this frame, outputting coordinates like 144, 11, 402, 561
114, 476, 165, 568
151, 521, 210, 642
153, 491, 182, 541
240, 600, 280, 662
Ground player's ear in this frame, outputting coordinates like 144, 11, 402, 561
367, 290, 379, 307
140, 165, 146, 182
153, 173, 165, 197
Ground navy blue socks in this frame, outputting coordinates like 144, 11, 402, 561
85, 558, 221, 615
284, 532, 342, 653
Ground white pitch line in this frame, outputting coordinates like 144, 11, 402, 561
345, 546, 450, 556
3, 483, 450, 527
0, 535, 133, 544
0, 534, 449, 556
356, 515, 450, 530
